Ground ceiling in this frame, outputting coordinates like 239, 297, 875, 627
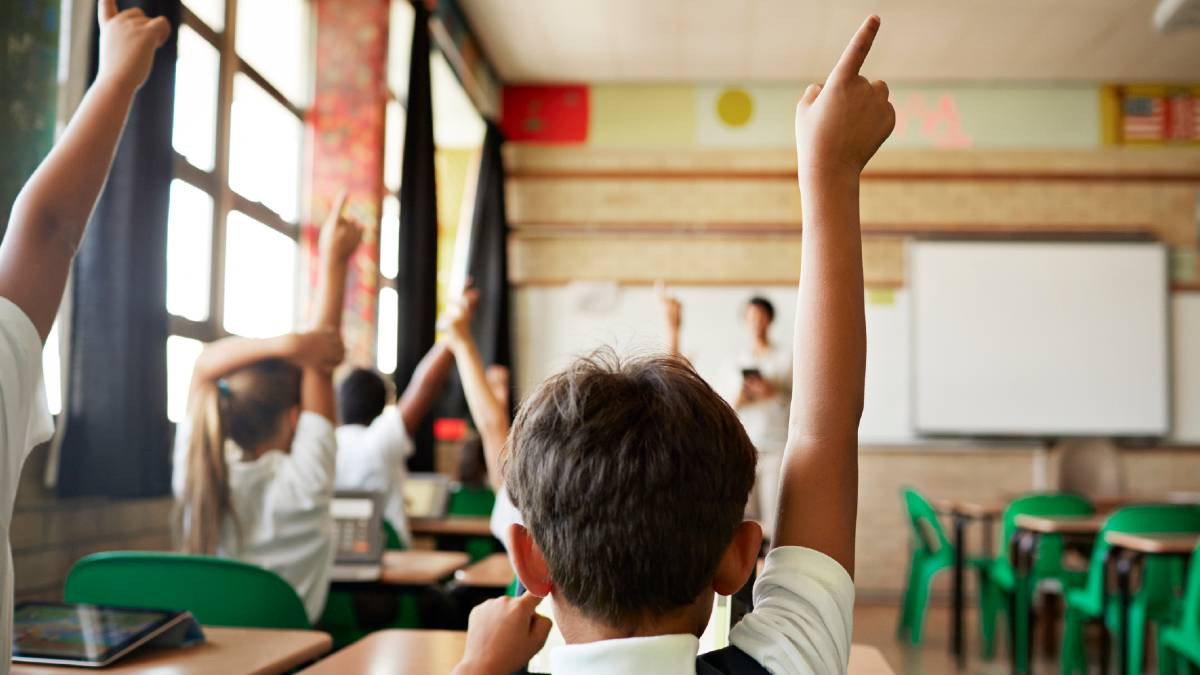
456, 0, 1200, 83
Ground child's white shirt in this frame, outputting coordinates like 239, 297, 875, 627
551, 546, 856, 675
334, 406, 413, 547
0, 299, 55, 672
172, 411, 337, 623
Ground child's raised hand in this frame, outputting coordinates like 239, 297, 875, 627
453, 593, 552, 675
657, 281, 682, 333
794, 15, 895, 184
318, 190, 364, 266
440, 288, 480, 344
288, 329, 345, 373
97, 0, 171, 93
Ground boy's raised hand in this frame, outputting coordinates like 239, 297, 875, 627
794, 15, 894, 184
318, 190, 364, 266
97, 0, 171, 94
441, 288, 480, 344
288, 329, 345, 374
453, 593, 552, 675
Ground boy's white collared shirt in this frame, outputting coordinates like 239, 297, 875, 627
546, 547, 855, 675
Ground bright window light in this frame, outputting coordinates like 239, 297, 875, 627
166, 179, 214, 321
377, 286, 398, 374
43, 322, 61, 416
387, 0, 414, 98
223, 211, 296, 337
229, 74, 302, 222
380, 195, 400, 279
235, 0, 308, 104
431, 52, 485, 148
384, 99, 405, 192
166, 335, 205, 423
172, 25, 220, 171
183, 0, 224, 32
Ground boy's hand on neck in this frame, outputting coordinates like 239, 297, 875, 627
96, 0, 171, 96
793, 15, 894, 190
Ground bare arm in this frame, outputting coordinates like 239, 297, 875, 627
443, 292, 508, 492
0, 2, 168, 339
302, 191, 361, 422
772, 16, 894, 577
657, 282, 682, 356
397, 341, 454, 435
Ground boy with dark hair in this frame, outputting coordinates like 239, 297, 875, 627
453, 15, 894, 675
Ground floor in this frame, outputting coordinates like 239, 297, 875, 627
853, 601, 1059, 675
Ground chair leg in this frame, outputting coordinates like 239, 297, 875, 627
909, 565, 935, 646
977, 572, 999, 659
897, 557, 919, 638
1060, 606, 1085, 675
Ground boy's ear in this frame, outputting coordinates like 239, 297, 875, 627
712, 521, 763, 596
509, 524, 554, 597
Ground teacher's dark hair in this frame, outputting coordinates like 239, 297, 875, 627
746, 296, 775, 322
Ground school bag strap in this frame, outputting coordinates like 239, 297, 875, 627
696, 645, 772, 674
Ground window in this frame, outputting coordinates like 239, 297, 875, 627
167, 0, 310, 411
376, 0, 414, 375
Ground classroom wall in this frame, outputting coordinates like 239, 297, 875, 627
503, 83, 1200, 598
10, 443, 173, 603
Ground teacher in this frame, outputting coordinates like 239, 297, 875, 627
661, 290, 791, 538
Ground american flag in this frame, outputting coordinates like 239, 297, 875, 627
1165, 93, 1199, 141
1123, 95, 1165, 142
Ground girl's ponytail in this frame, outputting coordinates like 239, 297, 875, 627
176, 380, 238, 555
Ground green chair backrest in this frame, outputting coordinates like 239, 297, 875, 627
1179, 541, 1200, 633
448, 484, 496, 517
1000, 493, 1095, 572
1080, 505, 1200, 604
64, 551, 310, 629
902, 488, 952, 556
384, 520, 405, 550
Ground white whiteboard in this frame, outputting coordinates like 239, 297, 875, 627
910, 241, 1170, 437
1172, 293, 1200, 443
512, 283, 913, 443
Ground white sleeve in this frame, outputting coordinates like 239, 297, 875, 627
730, 546, 855, 675
0, 298, 54, 507
274, 412, 337, 507
490, 486, 524, 550
364, 406, 413, 463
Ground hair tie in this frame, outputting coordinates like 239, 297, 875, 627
216, 379, 232, 398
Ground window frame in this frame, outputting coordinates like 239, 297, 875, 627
170, 0, 308, 346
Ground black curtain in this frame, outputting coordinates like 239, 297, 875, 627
466, 122, 513, 414
396, 0, 438, 472
58, 0, 178, 497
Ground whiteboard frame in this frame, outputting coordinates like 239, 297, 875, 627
907, 237, 1171, 440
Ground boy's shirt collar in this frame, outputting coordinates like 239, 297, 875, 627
551, 633, 700, 675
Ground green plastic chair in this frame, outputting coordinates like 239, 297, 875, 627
1158, 540, 1200, 674
1061, 505, 1200, 674
448, 484, 498, 563
973, 493, 1094, 662
384, 520, 406, 551
64, 551, 309, 629
898, 488, 959, 645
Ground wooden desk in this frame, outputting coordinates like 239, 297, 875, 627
380, 550, 470, 586
410, 517, 493, 538
1105, 531, 1200, 675
1014, 513, 1105, 535
454, 552, 514, 588
931, 497, 1003, 668
13, 626, 330, 675
1105, 531, 1200, 555
300, 629, 893, 674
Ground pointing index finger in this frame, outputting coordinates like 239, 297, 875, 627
329, 189, 349, 222
830, 15, 880, 83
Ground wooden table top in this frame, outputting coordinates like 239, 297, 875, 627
300, 629, 894, 674
454, 552, 515, 588
12, 626, 331, 675
1105, 531, 1200, 555
1015, 513, 1106, 534
931, 497, 1004, 519
410, 516, 494, 537
380, 550, 471, 586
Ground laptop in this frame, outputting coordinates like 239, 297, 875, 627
524, 591, 732, 673
13, 602, 204, 667
404, 472, 451, 519
329, 491, 386, 582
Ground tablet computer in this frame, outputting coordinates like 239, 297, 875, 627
12, 602, 197, 667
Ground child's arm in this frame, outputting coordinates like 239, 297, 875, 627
454, 594, 551, 675
0, 1, 169, 340
302, 191, 362, 422
443, 291, 509, 492
773, 16, 894, 577
657, 281, 682, 356
395, 342, 454, 435
188, 332, 343, 396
